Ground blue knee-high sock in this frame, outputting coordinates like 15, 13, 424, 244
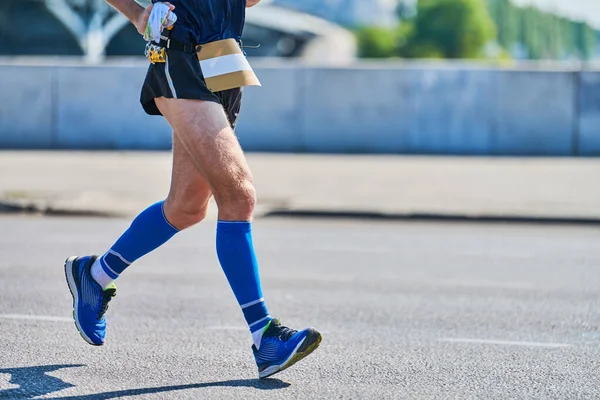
216, 221, 271, 335
99, 201, 179, 279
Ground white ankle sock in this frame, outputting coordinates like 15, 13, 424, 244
252, 319, 274, 350
91, 257, 114, 290
252, 328, 264, 350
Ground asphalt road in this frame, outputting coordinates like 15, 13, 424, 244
0, 215, 599, 399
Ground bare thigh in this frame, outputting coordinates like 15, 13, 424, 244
163, 132, 213, 230
155, 97, 255, 221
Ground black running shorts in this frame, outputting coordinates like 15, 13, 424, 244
140, 48, 243, 129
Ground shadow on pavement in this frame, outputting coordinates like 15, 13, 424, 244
264, 209, 600, 226
53, 378, 291, 399
0, 364, 85, 399
0, 364, 289, 399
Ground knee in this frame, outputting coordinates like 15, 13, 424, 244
163, 197, 209, 230
214, 180, 256, 220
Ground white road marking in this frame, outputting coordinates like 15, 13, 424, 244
438, 338, 572, 348
0, 314, 72, 322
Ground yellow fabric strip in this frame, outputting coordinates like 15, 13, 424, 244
197, 39, 242, 61
205, 70, 261, 93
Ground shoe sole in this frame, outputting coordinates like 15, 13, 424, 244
258, 328, 323, 379
64, 256, 101, 346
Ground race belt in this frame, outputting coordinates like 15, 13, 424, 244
197, 39, 261, 92
145, 37, 261, 93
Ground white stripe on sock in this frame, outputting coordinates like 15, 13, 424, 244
249, 315, 271, 329
91, 258, 115, 290
107, 250, 131, 266
100, 255, 120, 278
241, 298, 264, 309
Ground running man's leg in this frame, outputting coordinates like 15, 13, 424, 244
90, 133, 212, 288
65, 132, 213, 345
155, 97, 321, 378
155, 98, 254, 221
156, 97, 267, 334
163, 133, 213, 229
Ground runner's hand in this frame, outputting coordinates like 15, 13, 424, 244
135, 2, 176, 39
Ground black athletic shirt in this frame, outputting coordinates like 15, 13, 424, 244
153, 0, 246, 45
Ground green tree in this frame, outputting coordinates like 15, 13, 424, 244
401, 0, 496, 59
354, 26, 399, 58
486, 0, 597, 60
487, 0, 520, 50
574, 21, 596, 60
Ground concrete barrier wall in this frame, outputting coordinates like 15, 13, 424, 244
0, 66, 54, 149
236, 66, 303, 152
0, 62, 597, 155
494, 71, 576, 156
296, 68, 500, 154
56, 66, 172, 149
579, 72, 600, 156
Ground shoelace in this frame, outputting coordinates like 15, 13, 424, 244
97, 291, 114, 319
273, 323, 298, 342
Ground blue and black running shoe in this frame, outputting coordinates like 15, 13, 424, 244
253, 319, 322, 379
64, 255, 116, 346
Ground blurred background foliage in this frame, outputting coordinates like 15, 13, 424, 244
354, 0, 598, 60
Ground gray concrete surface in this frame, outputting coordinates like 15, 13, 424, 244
0, 151, 599, 222
0, 66, 54, 148
493, 71, 575, 156
1, 61, 598, 155
579, 72, 600, 156
0, 215, 599, 399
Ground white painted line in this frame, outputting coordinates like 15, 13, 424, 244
438, 338, 572, 348
0, 314, 72, 323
